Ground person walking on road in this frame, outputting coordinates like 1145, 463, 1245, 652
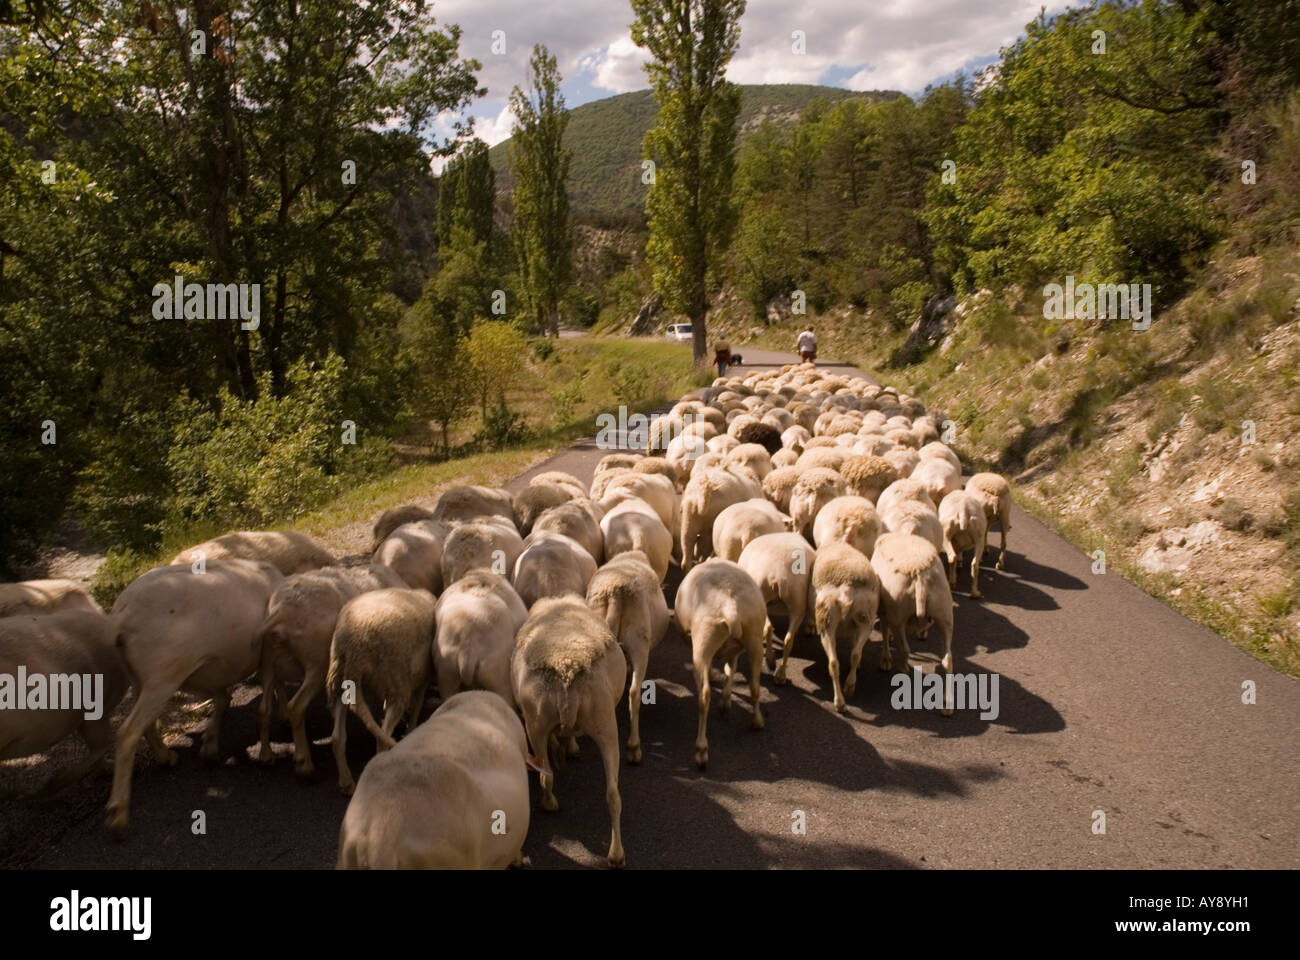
714, 341, 731, 377
797, 326, 817, 364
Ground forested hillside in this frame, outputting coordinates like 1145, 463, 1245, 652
488, 84, 900, 219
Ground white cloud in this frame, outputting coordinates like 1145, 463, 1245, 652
581, 37, 652, 94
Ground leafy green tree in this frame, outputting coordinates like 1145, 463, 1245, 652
509, 44, 573, 337
437, 137, 496, 255
631, 0, 746, 363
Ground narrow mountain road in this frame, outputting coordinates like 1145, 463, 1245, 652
14, 349, 1298, 870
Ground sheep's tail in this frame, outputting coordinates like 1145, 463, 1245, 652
957, 504, 970, 533
323, 645, 394, 749
914, 575, 928, 622
325, 647, 344, 706
603, 587, 626, 641
559, 682, 581, 734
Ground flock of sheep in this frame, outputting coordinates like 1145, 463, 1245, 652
0, 361, 1013, 870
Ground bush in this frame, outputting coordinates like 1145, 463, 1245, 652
477, 399, 531, 450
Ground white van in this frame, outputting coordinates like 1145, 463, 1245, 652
666, 323, 693, 342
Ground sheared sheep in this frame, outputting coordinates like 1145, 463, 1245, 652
531, 499, 605, 564
714, 498, 794, 562
876, 477, 933, 517
966, 472, 1013, 570
632, 456, 681, 491
674, 559, 768, 768
440, 518, 525, 587
725, 442, 774, 481
0, 579, 100, 617
598, 472, 678, 546
911, 456, 963, 509
511, 596, 627, 867
172, 530, 333, 575
918, 441, 961, 471
256, 563, 406, 774
106, 558, 284, 831
938, 490, 990, 599
337, 690, 530, 869
530, 470, 588, 498
512, 530, 598, 608
600, 499, 673, 582
327, 587, 436, 795
373, 520, 444, 594
371, 504, 437, 551
883, 446, 920, 479
679, 467, 763, 571
433, 571, 528, 707
812, 495, 882, 557
789, 467, 847, 537
586, 551, 669, 763
870, 533, 955, 714
430, 485, 516, 527
0, 608, 128, 795
738, 533, 816, 685
811, 541, 881, 712
880, 497, 944, 553
513, 482, 576, 535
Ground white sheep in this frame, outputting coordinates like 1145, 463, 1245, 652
737, 532, 816, 685
256, 563, 406, 775
679, 467, 763, 571
882, 446, 920, 479
911, 456, 963, 508
531, 499, 605, 564
0, 608, 129, 794
430, 485, 516, 527
598, 472, 678, 546
600, 498, 673, 582
371, 504, 437, 551
713, 498, 794, 562
512, 530, 598, 608
586, 551, 670, 763
724, 442, 774, 481
336, 691, 530, 869
918, 441, 961, 471
789, 467, 848, 537
513, 482, 577, 535
511, 596, 627, 867
966, 472, 1013, 570
0, 579, 100, 617
530, 470, 588, 498
811, 542, 880, 713
871, 533, 955, 714
433, 570, 528, 707
762, 465, 802, 513
876, 477, 933, 517
674, 559, 768, 767
440, 518, 525, 587
372, 519, 444, 593
171, 530, 333, 575
880, 497, 945, 553
938, 490, 990, 599
327, 587, 435, 795
812, 495, 882, 557
106, 558, 284, 831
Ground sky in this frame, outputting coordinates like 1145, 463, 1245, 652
427, 0, 1068, 160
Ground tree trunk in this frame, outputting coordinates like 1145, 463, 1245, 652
548, 306, 559, 338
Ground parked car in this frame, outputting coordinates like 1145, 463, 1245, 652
666, 323, 693, 342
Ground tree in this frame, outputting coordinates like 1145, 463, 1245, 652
630, 0, 746, 363
437, 137, 496, 256
509, 44, 573, 338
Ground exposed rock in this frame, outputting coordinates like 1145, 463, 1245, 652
630, 293, 663, 336
1137, 520, 1224, 574
902, 294, 956, 354
767, 291, 793, 325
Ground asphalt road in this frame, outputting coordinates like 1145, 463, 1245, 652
9, 348, 1298, 869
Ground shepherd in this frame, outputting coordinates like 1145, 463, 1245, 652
714, 340, 731, 378
797, 326, 817, 364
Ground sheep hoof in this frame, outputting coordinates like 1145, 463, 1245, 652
293, 757, 315, 777
970, 590, 982, 600
542, 794, 559, 812
608, 852, 626, 869
750, 712, 765, 730
255, 746, 274, 765
338, 781, 355, 797
773, 670, 789, 686
105, 805, 128, 834
995, 560, 1005, 571
834, 699, 847, 714
695, 747, 708, 768
626, 745, 642, 764
940, 707, 955, 718
156, 747, 179, 767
